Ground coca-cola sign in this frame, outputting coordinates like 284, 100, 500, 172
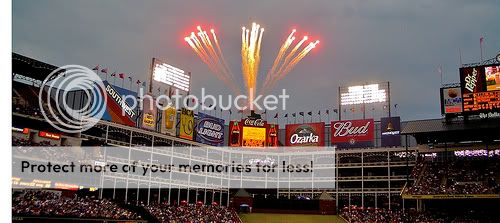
331, 119, 374, 148
285, 123, 325, 146
243, 118, 266, 127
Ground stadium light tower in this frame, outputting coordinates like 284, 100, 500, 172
338, 81, 391, 120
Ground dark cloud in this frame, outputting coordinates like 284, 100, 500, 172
13, 0, 500, 123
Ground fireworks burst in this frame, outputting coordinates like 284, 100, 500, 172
261, 29, 319, 94
185, 22, 319, 106
184, 26, 241, 95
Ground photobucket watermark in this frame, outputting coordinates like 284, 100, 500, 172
38, 64, 290, 133
128, 87, 290, 113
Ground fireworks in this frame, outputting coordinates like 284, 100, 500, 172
185, 22, 319, 104
184, 26, 241, 95
261, 29, 319, 94
241, 23, 264, 106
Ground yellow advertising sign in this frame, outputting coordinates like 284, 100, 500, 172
242, 126, 266, 147
179, 108, 194, 140
161, 106, 177, 136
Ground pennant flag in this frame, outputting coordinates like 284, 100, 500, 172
101, 68, 108, 74
292, 113, 296, 117
308, 111, 312, 116
110, 72, 116, 77
119, 73, 125, 79
136, 80, 141, 85
318, 110, 321, 115
92, 65, 100, 71
299, 112, 304, 116
394, 104, 399, 108
128, 76, 132, 81
284, 113, 288, 118
326, 109, 329, 115
229, 110, 232, 115
274, 113, 278, 119
333, 109, 338, 114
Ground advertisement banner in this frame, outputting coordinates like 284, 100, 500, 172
331, 119, 374, 148
460, 66, 500, 113
228, 121, 242, 147
380, 116, 401, 147
179, 108, 194, 140
195, 113, 225, 146
242, 126, 266, 147
160, 106, 177, 136
141, 96, 157, 131
285, 122, 325, 147
101, 81, 137, 126
266, 124, 279, 147
441, 87, 463, 114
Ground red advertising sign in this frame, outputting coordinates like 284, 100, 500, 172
38, 131, 61, 140
331, 119, 374, 148
285, 122, 325, 147
266, 123, 279, 147
228, 121, 242, 147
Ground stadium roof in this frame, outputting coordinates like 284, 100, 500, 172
401, 118, 500, 134
234, 189, 251, 198
401, 118, 500, 143
12, 52, 63, 81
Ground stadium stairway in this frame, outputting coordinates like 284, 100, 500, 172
118, 202, 159, 223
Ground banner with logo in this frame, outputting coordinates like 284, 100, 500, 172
195, 112, 224, 146
241, 118, 267, 147
160, 106, 177, 136
380, 116, 401, 147
141, 96, 157, 131
266, 124, 279, 147
228, 121, 242, 147
101, 81, 137, 126
179, 108, 194, 140
440, 87, 463, 114
285, 122, 325, 147
331, 119, 374, 148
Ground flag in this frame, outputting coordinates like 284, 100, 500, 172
101, 68, 108, 74
299, 112, 304, 116
119, 73, 125, 79
128, 77, 132, 81
157, 87, 161, 92
284, 113, 288, 118
229, 110, 232, 115
318, 110, 321, 115
292, 113, 296, 117
274, 113, 278, 119
395, 104, 398, 108
262, 110, 266, 114
326, 109, 329, 115
136, 80, 141, 85
110, 72, 116, 77
333, 109, 338, 114
308, 111, 312, 116
92, 65, 100, 71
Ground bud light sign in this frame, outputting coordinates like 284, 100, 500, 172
196, 113, 225, 146
331, 119, 374, 148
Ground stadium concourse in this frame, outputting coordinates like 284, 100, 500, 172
12, 52, 500, 223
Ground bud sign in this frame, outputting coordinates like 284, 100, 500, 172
331, 119, 374, 148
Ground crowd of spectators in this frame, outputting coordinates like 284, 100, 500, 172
145, 203, 240, 223
405, 158, 499, 195
340, 206, 499, 223
12, 190, 141, 220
